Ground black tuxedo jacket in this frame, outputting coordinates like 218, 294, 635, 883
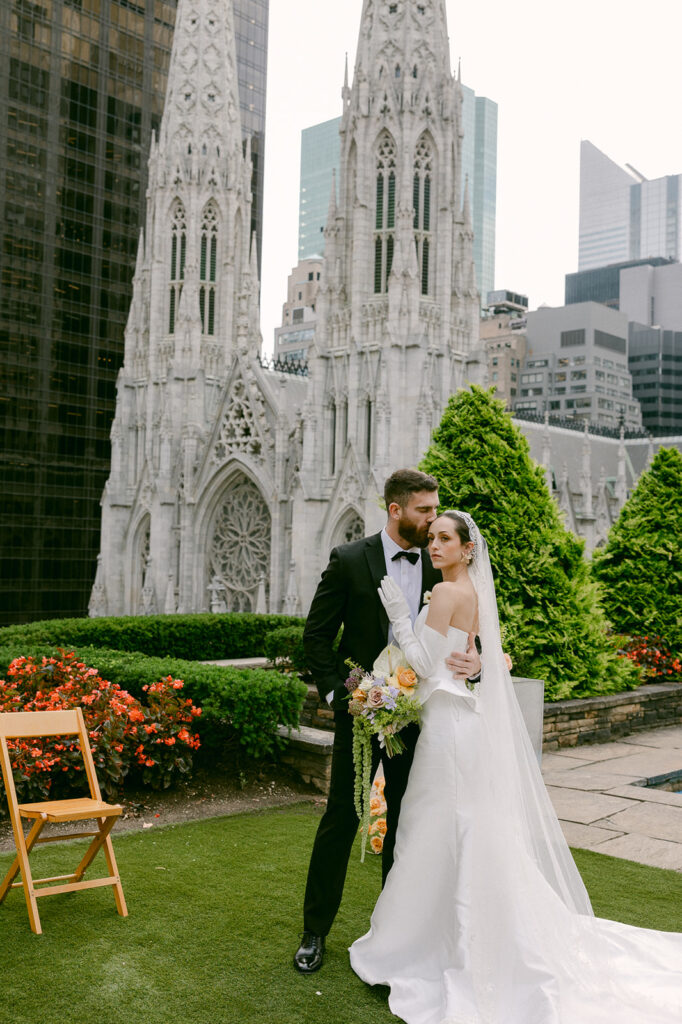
303, 531, 442, 708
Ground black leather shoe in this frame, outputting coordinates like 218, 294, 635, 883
293, 931, 325, 973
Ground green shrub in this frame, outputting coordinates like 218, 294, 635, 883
592, 447, 682, 654
262, 626, 308, 673
420, 386, 640, 700
0, 643, 307, 761
0, 612, 306, 661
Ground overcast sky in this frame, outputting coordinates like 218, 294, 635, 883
259, 0, 682, 354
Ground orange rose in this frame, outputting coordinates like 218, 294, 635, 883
371, 817, 387, 836
370, 835, 383, 854
352, 687, 367, 702
373, 776, 385, 794
396, 666, 417, 688
503, 652, 513, 671
370, 796, 383, 814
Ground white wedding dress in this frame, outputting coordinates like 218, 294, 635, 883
349, 607, 682, 1024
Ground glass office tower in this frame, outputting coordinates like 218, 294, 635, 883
460, 84, 497, 303
579, 140, 682, 271
0, 0, 268, 624
298, 116, 342, 261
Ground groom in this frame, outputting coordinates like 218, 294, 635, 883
294, 468, 481, 973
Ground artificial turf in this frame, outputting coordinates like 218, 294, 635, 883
0, 803, 680, 1024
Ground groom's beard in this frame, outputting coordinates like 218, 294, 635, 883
397, 515, 430, 548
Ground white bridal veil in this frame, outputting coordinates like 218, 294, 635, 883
451, 510, 593, 917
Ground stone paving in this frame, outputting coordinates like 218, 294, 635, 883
542, 724, 682, 871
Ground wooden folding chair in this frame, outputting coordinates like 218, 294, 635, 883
0, 708, 128, 934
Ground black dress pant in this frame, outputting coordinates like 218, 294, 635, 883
302, 709, 419, 937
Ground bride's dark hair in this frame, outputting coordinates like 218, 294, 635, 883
435, 510, 471, 547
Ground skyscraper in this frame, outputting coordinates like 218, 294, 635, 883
298, 117, 342, 261
0, 0, 268, 625
298, 82, 497, 298
579, 140, 682, 271
460, 83, 497, 302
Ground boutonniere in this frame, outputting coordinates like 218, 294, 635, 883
423, 591, 432, 604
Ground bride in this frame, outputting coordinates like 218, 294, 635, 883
349, 510, 682, 1024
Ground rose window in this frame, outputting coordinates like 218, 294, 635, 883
207, 475, 270, 611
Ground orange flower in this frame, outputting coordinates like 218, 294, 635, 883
503, 652, 513, 671
396, 666, 417, 689
351, 687, 367, 702
370, 835, 383, 854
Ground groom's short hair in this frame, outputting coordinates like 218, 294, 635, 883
384, 469, 438, 511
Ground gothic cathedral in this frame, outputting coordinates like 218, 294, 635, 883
90, 0, 480, 618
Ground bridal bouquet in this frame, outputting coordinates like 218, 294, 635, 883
345, 645, 422, 861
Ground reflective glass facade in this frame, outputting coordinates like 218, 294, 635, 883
0, 0, 268, 624
298, 116, 342, 260
565, 258, 672, 309
579, 140, 682, 272
628, 324, 682, 434
460, 85, 497, 303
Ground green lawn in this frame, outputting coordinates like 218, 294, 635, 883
0, 804, 680, 1024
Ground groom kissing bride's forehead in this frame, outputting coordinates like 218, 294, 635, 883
294, 467, 480, 976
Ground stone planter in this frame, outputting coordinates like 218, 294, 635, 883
512, 677, 545, 764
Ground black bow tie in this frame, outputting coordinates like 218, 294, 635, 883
392, 550, 420, 565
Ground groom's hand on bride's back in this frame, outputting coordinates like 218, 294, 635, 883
445, 632, 481, 679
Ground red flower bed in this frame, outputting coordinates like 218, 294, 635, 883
616, 635, 682, 683
0, 650, 201, 804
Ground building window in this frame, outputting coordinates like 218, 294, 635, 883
365, 398, 373, 460
594, 329, 626, 354
560, 328, 585, 348
199, 202, 218, 336
413, 134, 433, 296
169, 201, 186, 334
374, 133, 396, 293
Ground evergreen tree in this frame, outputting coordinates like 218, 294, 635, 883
420, 387, 639, 699
592, 447, 682, 652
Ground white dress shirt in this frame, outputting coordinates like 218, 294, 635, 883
380, 528, 422, 642
326, 529, 422, 704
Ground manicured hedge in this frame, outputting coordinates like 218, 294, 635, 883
0, 643, 307, 761
262, 626, 308, 674
0, 612, 306, 662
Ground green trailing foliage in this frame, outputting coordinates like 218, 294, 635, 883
0, 643, 307, 761
592, 447, 682, 655
0, 612, 305, 662
420, 386, 640, 700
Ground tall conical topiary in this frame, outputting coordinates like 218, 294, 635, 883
420, 387, 639, 699
592, 447, 682, 653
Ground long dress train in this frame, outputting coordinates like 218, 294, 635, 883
349, 612, 682, 1024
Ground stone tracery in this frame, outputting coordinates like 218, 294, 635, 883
206, 474, 271, 612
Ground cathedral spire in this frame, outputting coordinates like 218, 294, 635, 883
158, 0, 243, 165
353, 0, 452, 86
